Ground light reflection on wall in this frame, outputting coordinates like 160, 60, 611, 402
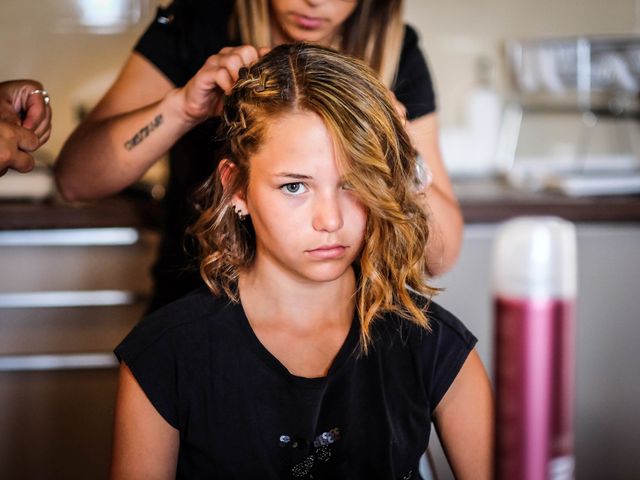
56, 0, 150, 34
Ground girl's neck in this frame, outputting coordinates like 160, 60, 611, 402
238, 264, 356, 333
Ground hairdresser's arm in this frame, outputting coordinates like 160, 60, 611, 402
432, 349, 494, 480
408, 113, 463, 275
110, 363, 179, 480
55, 47, 260, 201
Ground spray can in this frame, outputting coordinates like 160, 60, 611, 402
492, 217, 577, 480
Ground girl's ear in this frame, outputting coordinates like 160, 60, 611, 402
218, 159, 249, 216
218, 159, 235, 189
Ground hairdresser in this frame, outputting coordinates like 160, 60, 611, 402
54, 0, 463, 311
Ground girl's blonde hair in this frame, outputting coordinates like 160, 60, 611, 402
231, 0, 404, 87
191, 43, 436, 350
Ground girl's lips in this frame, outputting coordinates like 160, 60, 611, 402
290, 13, 325, 30
307, 245, 347, 260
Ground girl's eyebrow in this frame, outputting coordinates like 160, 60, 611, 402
274, 172, 313, 180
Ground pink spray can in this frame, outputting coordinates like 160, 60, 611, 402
492, 217, 577, 480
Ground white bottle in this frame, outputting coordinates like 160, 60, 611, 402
466, 57, 502, 173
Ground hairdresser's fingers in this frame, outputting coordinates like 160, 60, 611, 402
0, 121, 39, 153
212, 68, 235, 96
39, 122, 52, 146
0, 104, 20, 126
201, 55, 239, 84
218, 45, 260, 66
21, 89, 49, 132
215, 46, 266, 88
258, 47, 271, 57
183, 46, 261, 122
16, 124, 40, 153
181, 65, 228, 119
8, 149, 36, 173
26, 99, 52, 143
388, 91, 408, 127
0, 122, 38, 174
36, 99, 52, 144
218, 53, 247, 84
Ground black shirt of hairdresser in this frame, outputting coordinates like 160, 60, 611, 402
135, 0, 437, 311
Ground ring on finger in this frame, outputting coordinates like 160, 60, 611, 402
29, 89, 50, 105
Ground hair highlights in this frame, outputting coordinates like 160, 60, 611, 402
190, 43, 436, 350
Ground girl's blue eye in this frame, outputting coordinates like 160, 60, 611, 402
281, 182, 307, 195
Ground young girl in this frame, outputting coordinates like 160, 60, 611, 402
55, 0, 463, 311
110, 43, 492, 480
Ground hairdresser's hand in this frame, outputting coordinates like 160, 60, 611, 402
388, 91, 408, 127
178, 46, 269, 124
0, 79, 52, 176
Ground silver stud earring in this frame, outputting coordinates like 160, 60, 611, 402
233, 204, 246, 221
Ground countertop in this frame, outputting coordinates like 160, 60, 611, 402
1, 179, 640, 231
453, 177, 640, 223
0, 195, 163, 231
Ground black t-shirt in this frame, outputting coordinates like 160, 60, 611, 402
135, 1, 438, 311
115, 288, 475, 479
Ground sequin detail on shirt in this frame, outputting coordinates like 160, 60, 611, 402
279, 427, 341, 478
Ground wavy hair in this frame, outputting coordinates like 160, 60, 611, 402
190, 43, 436, 350
231, 0, 404, 87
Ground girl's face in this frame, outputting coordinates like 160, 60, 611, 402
235, 111, 366, 284
269, 0, 358, 46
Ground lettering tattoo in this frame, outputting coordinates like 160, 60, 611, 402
124, 114, 164, 150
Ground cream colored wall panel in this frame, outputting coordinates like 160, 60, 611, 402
0, 369, 118, 480
0, 304, 147, 355
0, 231, 159, 292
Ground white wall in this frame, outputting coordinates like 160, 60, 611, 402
406, 0, 640, 125
0, 0, 156, 158
406, 1, 640, 174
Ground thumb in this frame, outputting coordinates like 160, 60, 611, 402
16, 125, 40, 152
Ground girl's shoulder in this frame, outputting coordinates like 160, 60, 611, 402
115, 288, 237, 364
423, 300, 477, 348
138, 286, 229, 329
113, 287, 239, 429
371, 297, 475, 350
369, 298, 478, 411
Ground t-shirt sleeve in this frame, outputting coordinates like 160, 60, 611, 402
134, 0, 235, 87
422, 302, 477, 413
114, 311, 185, 429
393, 24, 437, 120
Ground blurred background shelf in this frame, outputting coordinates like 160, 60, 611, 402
0, 196, 160, 479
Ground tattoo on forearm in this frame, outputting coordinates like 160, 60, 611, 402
124, 114, 164, 150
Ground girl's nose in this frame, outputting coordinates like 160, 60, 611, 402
312, 195, 343, 233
